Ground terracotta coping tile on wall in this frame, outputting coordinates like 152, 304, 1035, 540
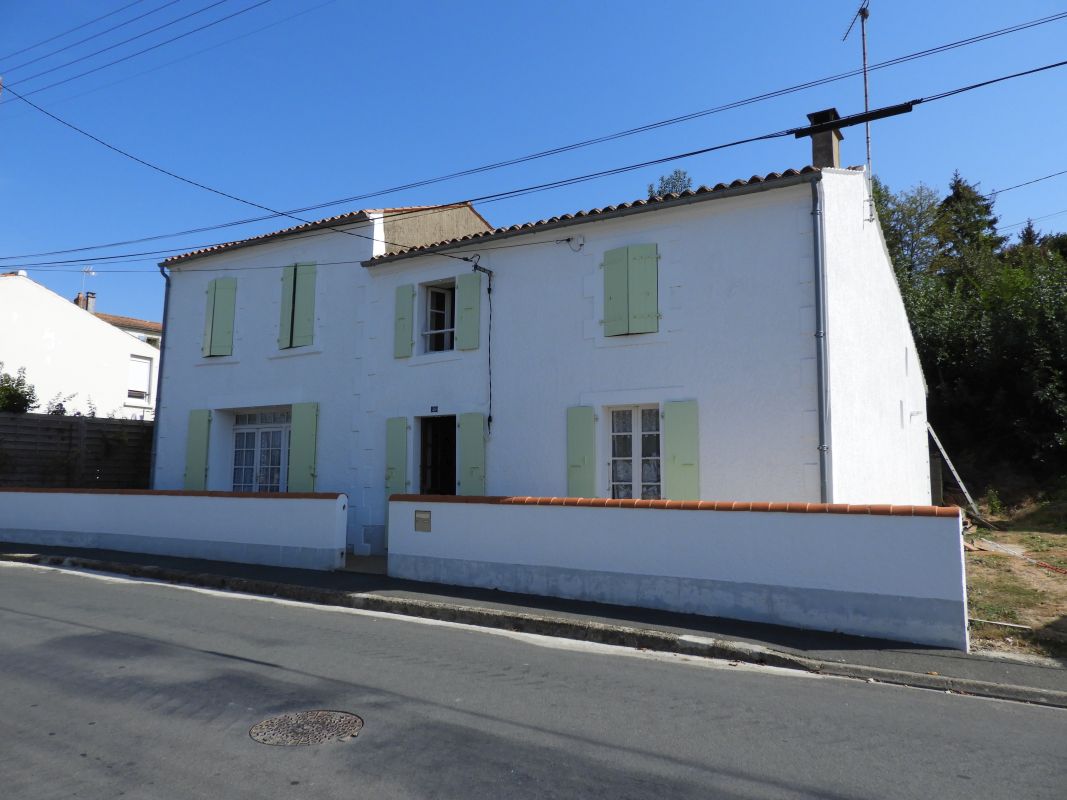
387, 494, 961, 517
0, 488, 344, 500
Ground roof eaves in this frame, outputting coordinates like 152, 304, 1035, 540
362, 168, 820, 267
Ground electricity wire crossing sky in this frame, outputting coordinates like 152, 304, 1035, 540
1, 0, 1065, 320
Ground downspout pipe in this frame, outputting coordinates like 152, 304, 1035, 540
811, 178, 832, 503
148, 262, 171, 489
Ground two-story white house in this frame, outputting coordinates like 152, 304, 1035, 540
152, 126, 931, 557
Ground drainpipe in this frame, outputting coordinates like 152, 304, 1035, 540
148, 263, 171, 489
810, 178, 832, 503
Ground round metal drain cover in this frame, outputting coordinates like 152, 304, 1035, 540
249, 710, 363, 746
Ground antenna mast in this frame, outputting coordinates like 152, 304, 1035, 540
844, 0, 874, 218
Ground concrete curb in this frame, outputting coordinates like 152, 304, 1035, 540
6, 552, 1066, 710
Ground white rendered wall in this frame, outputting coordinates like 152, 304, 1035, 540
819, 171, 931, 503
389, 498, 968, 649
0, 275, 159, 419
0, 489, 348, 570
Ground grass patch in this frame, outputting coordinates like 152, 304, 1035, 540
967, 556, 1044, 623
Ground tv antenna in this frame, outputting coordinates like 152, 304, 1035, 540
844, 1, 874, 218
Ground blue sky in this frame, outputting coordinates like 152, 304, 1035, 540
2, 0, 1065, 321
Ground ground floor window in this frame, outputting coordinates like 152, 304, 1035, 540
232, 409, 291, 492
609, 405, 661, 499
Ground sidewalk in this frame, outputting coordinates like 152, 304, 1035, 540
2, 542, 1065, 708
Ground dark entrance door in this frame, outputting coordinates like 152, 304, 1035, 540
420, 416, 456, 495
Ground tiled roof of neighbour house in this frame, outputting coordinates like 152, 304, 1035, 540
365, 167, 826, 266
162, 203, 482, 265
94, 312, 163, 334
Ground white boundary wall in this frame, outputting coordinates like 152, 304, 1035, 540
0, 490, 348, 570
389, 498, 968, 649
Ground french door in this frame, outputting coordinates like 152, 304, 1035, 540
233, 426, 290, 492
609, 406, 661, 500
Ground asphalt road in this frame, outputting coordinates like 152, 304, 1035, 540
0, 562, 1063, 800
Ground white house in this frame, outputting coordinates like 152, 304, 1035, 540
0, 273, 160, 419
152, 127, 931, 557
74, 291, 163, 349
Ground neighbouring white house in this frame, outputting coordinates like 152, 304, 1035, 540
151, 118, 931, 556
0, 273, 160, 419
74, 291, 163, 349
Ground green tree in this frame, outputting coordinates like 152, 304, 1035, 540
0, 364, 39, 413
872, 176, 940, 276
931, 171, 1006, 280
647, 168, 693, 198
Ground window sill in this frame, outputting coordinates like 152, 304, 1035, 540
410, 350, 463, 366
123, 401, 152, 409
268, 347, 323, 360
196, 356, 239, 366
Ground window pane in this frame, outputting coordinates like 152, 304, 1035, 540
611, 459, 632, 482
641, 484, 661, 500
641, 408, 659, 432
641, 459, 661, 483
612, 484, 633, 500
611, 435, 631, 458
611, 410, 631, 433
642, 433, 660, 458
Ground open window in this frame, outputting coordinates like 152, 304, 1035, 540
423, 281, 456, 352
127, 355, 151, 402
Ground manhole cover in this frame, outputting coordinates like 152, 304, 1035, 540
249, 710, 364, 746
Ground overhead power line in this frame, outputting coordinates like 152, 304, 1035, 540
0, 0, 274, 104
1, 0, 183, 75
2, 10, 1065, 264
9, 57, 1067, 272
0, 0, 147, 63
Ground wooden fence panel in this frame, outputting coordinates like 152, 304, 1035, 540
0, 413, 153, 489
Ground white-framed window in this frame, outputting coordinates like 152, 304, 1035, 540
232, 409, 291, 492
609, 405, 661, 500
422, 281, 455, 352
127, 355, 151, 402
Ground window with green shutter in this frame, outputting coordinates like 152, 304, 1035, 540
184, 409, 211, 490
602, 244, 660, 336
663, 400, 700, 500
394, 285, 415, 358
566, 406, 596, 497
457, 412, 486, 496
279, 263, 316, 349
202, 278, 236, 357
288, 402, 318, 492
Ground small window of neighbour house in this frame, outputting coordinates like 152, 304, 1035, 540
424, 283, 456, 352
127, 356, 151, 401
609, 406, 661, 499
232, 409, 291, 493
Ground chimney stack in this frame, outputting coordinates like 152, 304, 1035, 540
806, 108, 843, 169
72, 292, 97, 312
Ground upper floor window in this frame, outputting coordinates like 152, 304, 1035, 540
127, 356, 151, 402
279, 263, 316, 349
424, 281, 456, 352
603, 244, 660, 336
202, 277, 236, 357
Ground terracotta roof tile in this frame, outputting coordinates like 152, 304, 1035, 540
94, 312, 162, 334
365, 167, 821, 265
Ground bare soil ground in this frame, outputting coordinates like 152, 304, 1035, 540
965, 500, 1067, 660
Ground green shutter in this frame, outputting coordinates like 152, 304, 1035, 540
457, 412, 486, 496
291, 263, 316, 347
201, 280, 217, 357
385, 417, 408, 497
208, 277, 236, 356
455, 272, 481, 351
288, 402, 318, 492
566, 406, 596, 497
602, 246, 629, 336
183, 409, 211, 490
663, 400, 699, 500
278, 265, 296, 348
393, 284, 415, 359
627, 244, 659, 334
